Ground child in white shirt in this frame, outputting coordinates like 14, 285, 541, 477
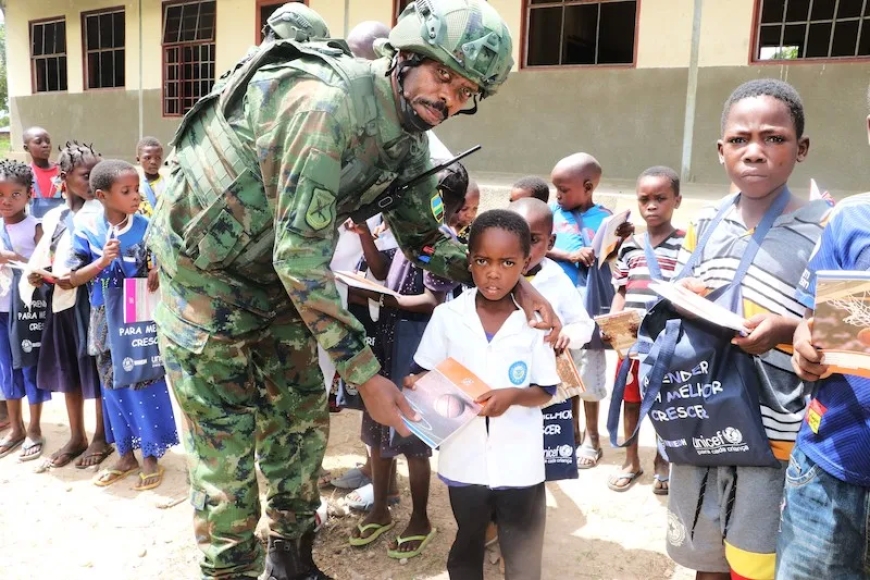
410, 209, 560, 580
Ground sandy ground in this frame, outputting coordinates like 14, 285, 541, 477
0, 352, 695, 580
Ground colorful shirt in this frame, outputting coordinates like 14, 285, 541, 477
677, 197, 830, 460
30, 163, 60, 199
794, 193, 870, 486
614, 230, 686, 311
551, 203, 612, 286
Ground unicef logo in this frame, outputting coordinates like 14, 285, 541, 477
558, 445, 573, 458
21, 340, 32, 353
122, 357, 135, 372
723, 427, 743, 445
508, 361, 528, 385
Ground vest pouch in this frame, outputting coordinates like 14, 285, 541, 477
181, 166, 270, 271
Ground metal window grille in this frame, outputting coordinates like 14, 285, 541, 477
756, 0, 870, 60
84, 9, 126, 89
525, 0, 637, 67
30, 19, 68, 93
162, 0, 216, 116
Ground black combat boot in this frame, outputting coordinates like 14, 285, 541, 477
262, 533, 332, 580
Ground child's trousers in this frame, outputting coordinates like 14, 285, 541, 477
447, 481, 546, 580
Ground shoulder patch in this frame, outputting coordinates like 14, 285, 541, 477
306, 188, 335, 231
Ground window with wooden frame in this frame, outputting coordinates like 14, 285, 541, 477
755, 0, 870, 61
83, 8, 126, 90
256, 0, 306, 42
30, 18, 68, 93
524, 0, 637, 67
395, 0, 413, 22
162, 0, 216, 117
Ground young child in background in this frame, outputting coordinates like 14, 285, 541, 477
510, 176, 550, 203
29, 142, 112, 470
410, 209, 560, 580
454, 178, 479, 244
605, 166, 684, 495
546, 152, 613, 469
23, 127, 62, 218
135, 137, 165, 217
0, 160, 49, 460
671, 79, 829, 580
69, 159, 178, 491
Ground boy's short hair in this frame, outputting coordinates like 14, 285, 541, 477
512, 176, 550, 203
136, 136, 163, 152
57, 141, 101, 174
22, 126, 49, 144
638, 165, 681, 197
468, 209, 531, 257
90, 159, 137, 193
0, 159, 34, 190
721, 79, 805, 138
508, 197, 553, 233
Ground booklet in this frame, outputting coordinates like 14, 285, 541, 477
649, 281, 750, 334
8, 260, 56, 283
123, 278, 159, 324
551, 349, 586, 403
401, 358, 490, 449
591, 209, 630, 267
594, 310, 642, 358
811, 270, 870, 379
334, 270, 401, 297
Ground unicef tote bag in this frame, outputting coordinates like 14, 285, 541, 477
607, 192, 785, 468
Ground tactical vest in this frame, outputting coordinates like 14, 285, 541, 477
169, 38, 411, 273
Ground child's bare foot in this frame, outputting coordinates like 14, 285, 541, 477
94, 451, 139, 487
134, 456, 165, 491
387, 513, 435, 559
75, 439, 114, 469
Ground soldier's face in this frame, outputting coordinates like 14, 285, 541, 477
400, 57, 479, 126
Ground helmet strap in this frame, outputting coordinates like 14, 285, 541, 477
389, 53, 436, 133
455, 94, 479, 116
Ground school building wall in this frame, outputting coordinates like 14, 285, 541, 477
6, 0, 870, 194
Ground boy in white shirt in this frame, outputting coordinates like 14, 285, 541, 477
409, 209, 560, 580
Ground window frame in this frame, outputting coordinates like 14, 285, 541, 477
520, 0, 641, 70
749, 0, 870, 65
161, 0, 218, 118
29, 16, 69, 94
81, 6, 127, 91
255, 0, 308, 43
393, 0, 413, 25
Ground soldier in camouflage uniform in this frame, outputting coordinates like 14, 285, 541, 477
148, 2, 551, 579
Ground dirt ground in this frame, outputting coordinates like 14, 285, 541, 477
0, 352, 693, 580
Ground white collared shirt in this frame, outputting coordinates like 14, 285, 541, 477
414, 289, 560, 488
529, 258, 595, 348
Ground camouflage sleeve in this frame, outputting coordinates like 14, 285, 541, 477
247, 77, 381, 386
382, 150, 473, 286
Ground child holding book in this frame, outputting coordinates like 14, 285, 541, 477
409, 209, 560, 580
605, 166, 684, 495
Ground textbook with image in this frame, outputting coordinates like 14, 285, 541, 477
594, 310, 642, 358
811, 270, 870, 379
591, 209, 631, 267
401, 358, 490, 450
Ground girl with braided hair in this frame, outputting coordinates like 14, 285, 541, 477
25, 141, 113, 469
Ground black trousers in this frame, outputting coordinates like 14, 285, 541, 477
447, 482, 546, 580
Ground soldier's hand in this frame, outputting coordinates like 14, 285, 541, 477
514, 277, 563, 346
357, 375, 419, 437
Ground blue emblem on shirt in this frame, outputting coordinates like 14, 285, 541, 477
508, 361, 528, 385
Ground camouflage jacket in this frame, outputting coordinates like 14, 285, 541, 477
149, 55, 471, 386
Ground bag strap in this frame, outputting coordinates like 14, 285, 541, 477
30, 165, 42, 199
642, 234, 663, 281
141, 178, 158, 210
0, 219, 14, 252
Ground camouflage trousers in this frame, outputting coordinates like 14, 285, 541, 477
159, 313, 328, 580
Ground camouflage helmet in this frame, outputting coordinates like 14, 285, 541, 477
266, 3, 330, 42
389, 0, 514, 98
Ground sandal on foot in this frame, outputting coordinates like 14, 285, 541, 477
18, 436, 45, 462
653, 473, 670, 496
387, 528, 437, 559
330, 467, 372, 490
577, 442, 603, 470
75, 446, 115, 469
348, 521, 396, 547
345, 483, 401, 511
94, 466, 139, 487
0, 434, 24, 458
42, 446, 87, 470
134, 466, 166, 491
607, 469, 644, 492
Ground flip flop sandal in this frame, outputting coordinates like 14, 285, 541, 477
345, 483, 401, 511
41, 446, 87, 470
75, 446, 115, 469
577, 443, 603, 470
348, 520, 396, 547
387, 528, 438, 560
134, 466, 166, 491
653, 474, 670, 496
330, 467, 372, 490
18, 436, 45, 462
94, 466, 140, 487
607, 469, 645, 492
0, 435, 24, 459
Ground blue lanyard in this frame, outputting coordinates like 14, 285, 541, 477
642, 234, 664, 281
